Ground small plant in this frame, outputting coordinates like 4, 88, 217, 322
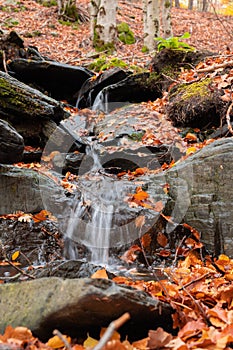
155, 32, 195, 52
88, 56, 128, 72
117, 22, 135, 45
3, 17, 19, 27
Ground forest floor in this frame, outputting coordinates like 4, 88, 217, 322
1, 1, 233, 350
0, 0, 233, 67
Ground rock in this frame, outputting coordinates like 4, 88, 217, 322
0, 119, 24, 163
76, 67, 130, 109
92, 72, 163, 113
0, 277, 172, 340
9, 58, 94, 104
150, 138, 233, 257
0, 165, 73, 218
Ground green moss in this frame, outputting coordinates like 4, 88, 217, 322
117, 22, 135, 45
128, 131, 145, 141
141, 45, 149, 53
173, 78, 212, 101
88, 56, 128, 72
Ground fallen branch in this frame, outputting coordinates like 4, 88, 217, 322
93, 313, 130, 350
226, 101, 233, 135
196, 59, 233, 73
5, 259, 35, 279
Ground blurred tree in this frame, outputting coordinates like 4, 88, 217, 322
90, 0, 117, 51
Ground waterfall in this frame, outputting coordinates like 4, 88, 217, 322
65, 141, 125, 265
92, 89, 109, 113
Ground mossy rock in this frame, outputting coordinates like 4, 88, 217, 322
166, 78, 226, 128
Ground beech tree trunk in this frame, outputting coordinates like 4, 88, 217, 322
90, 0, 100, 41
161, 0, 173, 38
143, 0, 160, 52
92, 0, 117, 50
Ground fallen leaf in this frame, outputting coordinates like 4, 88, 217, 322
91, 268, 108, 279
47, 334, 71, 349
157, 232, 168, 247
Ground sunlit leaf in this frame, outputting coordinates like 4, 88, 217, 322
148, 328, 172, 349
83, 335, 99, 348
11, 251, 20, 261
133, 191, 149, 201
91, 268, 108, 279
47, 334, 71, 349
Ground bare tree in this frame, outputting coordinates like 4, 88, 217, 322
161, 0, 173, 38
90, 0, 117, 50
143, 0, 160, 51
57, 0, 89, 22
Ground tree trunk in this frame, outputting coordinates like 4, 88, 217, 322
188, 0, 193, 10
202, 0, 209, 11
93, 0, 117, 50
143, 0, 160, 52
89, 0, 100, 41
174, 0, 180, 8
161, 0, 173, 38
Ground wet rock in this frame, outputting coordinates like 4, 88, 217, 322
0, 277, 173, 340
0, 119, 24, 163
77, 67, 130, 109
93, 72, 163, 112
150, 138, 233, 257
9, 59, 94, 104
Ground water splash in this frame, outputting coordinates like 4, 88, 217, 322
92, 89, 109, 113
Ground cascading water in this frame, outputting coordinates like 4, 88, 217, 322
65, 141, 127, 265
92, 89, 109, 113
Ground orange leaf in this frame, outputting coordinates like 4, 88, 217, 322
134, 167, 148, 175
148, 328, 172, 349
47, 335, 71, 349
91, 268, 108, 279
133, 191, 149, 201
184, 132, 197, 142
33, 210, 51, 223
100, 328, 120, 341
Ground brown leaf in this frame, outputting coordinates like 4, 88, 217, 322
141, 233, 151, 248
148, 328, 172, 348
157, 232, 168, 247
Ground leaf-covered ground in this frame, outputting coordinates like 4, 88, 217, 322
1, 1, 233, 349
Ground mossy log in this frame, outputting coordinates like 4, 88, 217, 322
0, 71, 69, 146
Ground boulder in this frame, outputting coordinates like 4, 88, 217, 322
0, 119, 24, 163
9, 58, 94, 104
0, 165, 72, 217
151, 138, 233, 257
76, 67, 130, 109
0, 277, 172, 340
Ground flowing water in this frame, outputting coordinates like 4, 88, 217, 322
65, 142, 128, 264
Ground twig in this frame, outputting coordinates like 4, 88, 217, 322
93, 313, 130, 350
53, 329, 72, 350
183, 272, 212, 288
5, 259, 35, 279
196, 59, 233, 73
226, 101, 233, 135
